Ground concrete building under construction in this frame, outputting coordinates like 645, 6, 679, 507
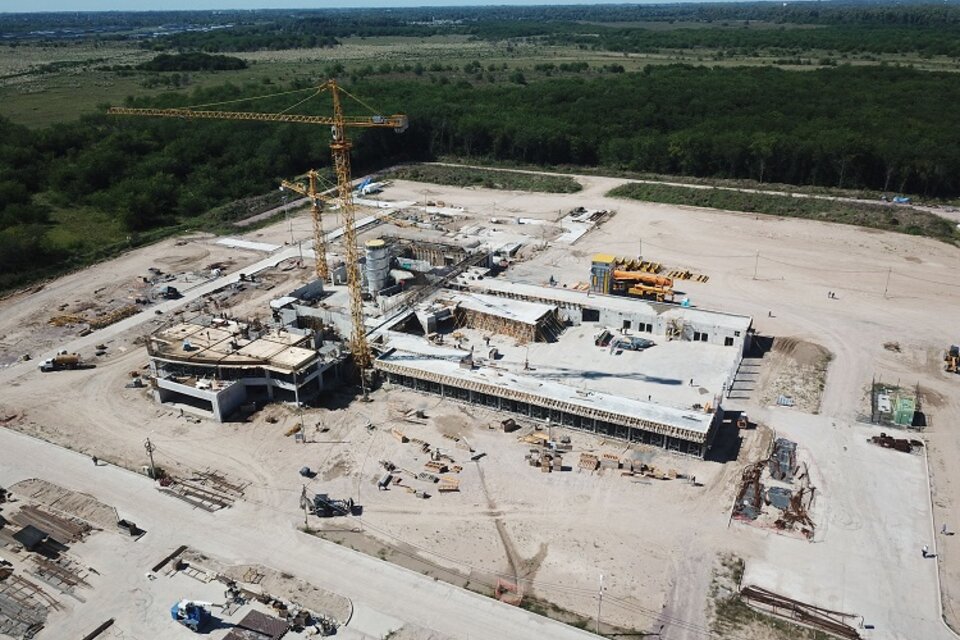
372, 271, 753, 458
147, 317, 345, 421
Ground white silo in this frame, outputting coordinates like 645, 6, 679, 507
364, 239, 391, 295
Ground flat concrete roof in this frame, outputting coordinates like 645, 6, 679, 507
376, 343, 714, 439
381, 322, 733, 413
441, 291, 555, 326
378, 330, 719, 437
150, 321, 317, 372
453, 272, 753, 334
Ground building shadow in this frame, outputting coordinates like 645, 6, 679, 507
706, 416, 743, 463
745, 333, 774, 359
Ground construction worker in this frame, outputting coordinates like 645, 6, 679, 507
91, 455, 98, 466
922, 545, 930, 558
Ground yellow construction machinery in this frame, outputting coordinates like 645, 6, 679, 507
612, 270, 674, 288
946, 346, 960, 374
625, 283, 674, 303
280, 169, 330, 281
611, 269, 674, 302
108, 81, 408, 370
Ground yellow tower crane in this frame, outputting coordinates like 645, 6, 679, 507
279, 169, 331, 282
108, 80, 407, 370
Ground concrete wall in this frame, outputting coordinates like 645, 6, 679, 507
216, 378, 249, 419
152, 356, 334, 421
290, 280, 325, 302
291, 303, 353, 339
595, 307, 747, 350
155, 377, 248, 421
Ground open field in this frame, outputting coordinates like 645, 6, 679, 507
3, 35, 959, 129
385, 164, 582, 193
609, 181, 960, 244
0, 168, 959, 638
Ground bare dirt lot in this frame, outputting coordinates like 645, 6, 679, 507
2, 170, 960, 638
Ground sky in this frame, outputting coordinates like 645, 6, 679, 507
7, 0, 680, 11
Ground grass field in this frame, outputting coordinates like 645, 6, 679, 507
385, 164, 582, 193
608, 182, 960, 244
3, 35, 958, 128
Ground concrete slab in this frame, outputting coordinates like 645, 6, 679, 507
216, 238, 282, 253
743, 408, 952, 640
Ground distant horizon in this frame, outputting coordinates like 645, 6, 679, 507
1, 0, 750, 13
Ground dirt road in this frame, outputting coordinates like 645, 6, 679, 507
0, 427, 601, 640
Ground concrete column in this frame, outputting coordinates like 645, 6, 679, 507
265, 370, 274, 400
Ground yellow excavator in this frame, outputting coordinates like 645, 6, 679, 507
946, 345, 960, 374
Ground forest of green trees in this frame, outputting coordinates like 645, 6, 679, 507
4, 62, 959, 286
6, 4, 960, 57
2, 3, 960, 290
137, 52, 247, 72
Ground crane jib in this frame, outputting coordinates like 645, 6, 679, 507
107, 107, 406, 130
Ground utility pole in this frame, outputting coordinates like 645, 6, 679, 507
301, 484, 309, 530
596, 573, 604, 635
281, 194, 291, 243
883, 267, 892, 299
753, 251, 760, 280
144, 438, 157, 479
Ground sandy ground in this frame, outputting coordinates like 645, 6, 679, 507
0, 428, 598, 640
1, 171, 960, 637
0, 233, 265, 368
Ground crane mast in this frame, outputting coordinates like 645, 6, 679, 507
328, 84, 370, 369
280, 169, 329, 282
108, 80, 406, 374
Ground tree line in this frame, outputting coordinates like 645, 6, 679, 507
7, 4, 960, 58
137, 52, 247, 72
2, 62, 960, 289
552, 24, 960, 58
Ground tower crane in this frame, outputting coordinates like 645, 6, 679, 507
279, 169, 331, 282
108, 80, 407, 370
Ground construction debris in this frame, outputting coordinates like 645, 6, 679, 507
868, 432, 924, 453
768, 438, 798, 482
740, 585, 861, 639
734, 439, 816, 539
158, 471, 246, 513
0, 573, 58, 639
